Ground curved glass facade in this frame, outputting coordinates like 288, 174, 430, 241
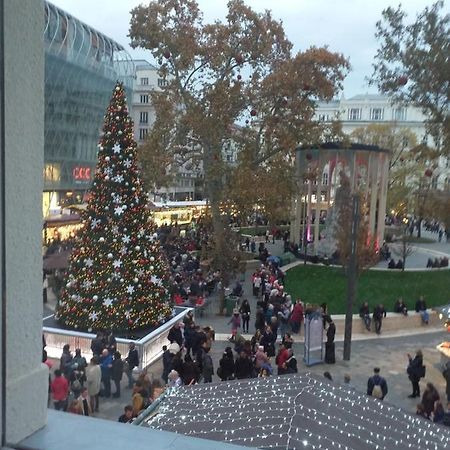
43, 1, 134, 213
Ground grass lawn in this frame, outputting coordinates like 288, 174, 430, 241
284, 265, 450, 314
238, 225, 290, 236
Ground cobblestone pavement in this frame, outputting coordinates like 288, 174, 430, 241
48, 329, 449, 423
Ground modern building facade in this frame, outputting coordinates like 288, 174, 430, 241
315, 94, 450, 190
43, 1, 134, 216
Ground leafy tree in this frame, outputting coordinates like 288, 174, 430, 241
349, 123, 419, 214
56, 83, 172, 332
226, 152, 296, 225
129, 0, 349, 312
370, 1, 450, 154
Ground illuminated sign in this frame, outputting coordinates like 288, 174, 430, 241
72, 166, 92, 182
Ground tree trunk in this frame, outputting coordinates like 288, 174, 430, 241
204, 144, 228, 315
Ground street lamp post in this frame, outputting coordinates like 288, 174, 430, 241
343, 194, 360, 361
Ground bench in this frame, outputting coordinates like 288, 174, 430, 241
332, 310, 439, 334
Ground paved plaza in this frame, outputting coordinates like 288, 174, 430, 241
44, 229, 450, 423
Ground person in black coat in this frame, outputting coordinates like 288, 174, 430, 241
161, 345, 173, 384
239, 299, 251, 333
394, 298, 408, 316
90, 333, 104, 357
181, 354, 199, 385
254, 309, 266, 333
407, 349, 424, 398
373, 304, 386, 335
125, 343, 139, 389
359, 302, 371, 331
111, 351, 124, 398
217, 347, 235, 381
168, 323, 183, 348
325, 319, 336, 364
234, 352, 254, 379
285, 349, 298, 374
260, 326, 276, 358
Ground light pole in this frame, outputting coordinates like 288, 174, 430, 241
343, 194, 360, 361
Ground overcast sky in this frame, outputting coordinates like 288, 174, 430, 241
50, 0, 437, 97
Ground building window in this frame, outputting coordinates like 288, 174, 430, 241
318, 114, 329, 122
431, 176, 438, 189
140, 94, 149, 104
139, 128, 148, 140
348, 108, 361, 120
371, 108, 384, 120
157, 78, 168, 88
393, 107, 406, 121
139, 112, 148, 124
322, 172, 328, 186
140, 77, 148, 85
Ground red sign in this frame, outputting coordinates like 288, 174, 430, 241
72, 166, 91, 182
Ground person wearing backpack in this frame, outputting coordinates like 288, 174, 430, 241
367, 367, 388, 400
407, 349, 425, 398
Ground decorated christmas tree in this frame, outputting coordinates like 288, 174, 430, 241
56, 82, 172, 332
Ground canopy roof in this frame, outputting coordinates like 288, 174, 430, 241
143, 373, 450, 450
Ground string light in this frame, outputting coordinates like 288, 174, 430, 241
143, 373, 450, 449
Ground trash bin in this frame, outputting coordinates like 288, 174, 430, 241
225, 295, 238, 316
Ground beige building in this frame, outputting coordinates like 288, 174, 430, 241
315, 94, 450, 190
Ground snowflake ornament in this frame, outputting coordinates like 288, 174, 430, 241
103, 298, 114, 308
84, 258, 93, 268
113, 259, 122, 269
114, 205, 124, 216
113, 143, 121, 154
126, 285, 135, 294
89, 311, 98, 321
91, 218, 101, 229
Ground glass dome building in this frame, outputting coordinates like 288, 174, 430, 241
43, 1, 134, 215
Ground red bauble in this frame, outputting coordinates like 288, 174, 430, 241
235, 54, 244, 65
163, 51, 171, 59
281, 98, 288, 107
250, 109, 257, 117
424, 168, 433, 177
128, 319, 133, 325
303, 84, 311, 91
306, 153, 313, 161
397, 75, 408, 86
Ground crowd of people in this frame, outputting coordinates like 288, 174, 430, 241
44, 330, 161, 421
159, 222, 221, 307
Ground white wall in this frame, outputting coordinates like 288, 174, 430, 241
2, 0, 49, 444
